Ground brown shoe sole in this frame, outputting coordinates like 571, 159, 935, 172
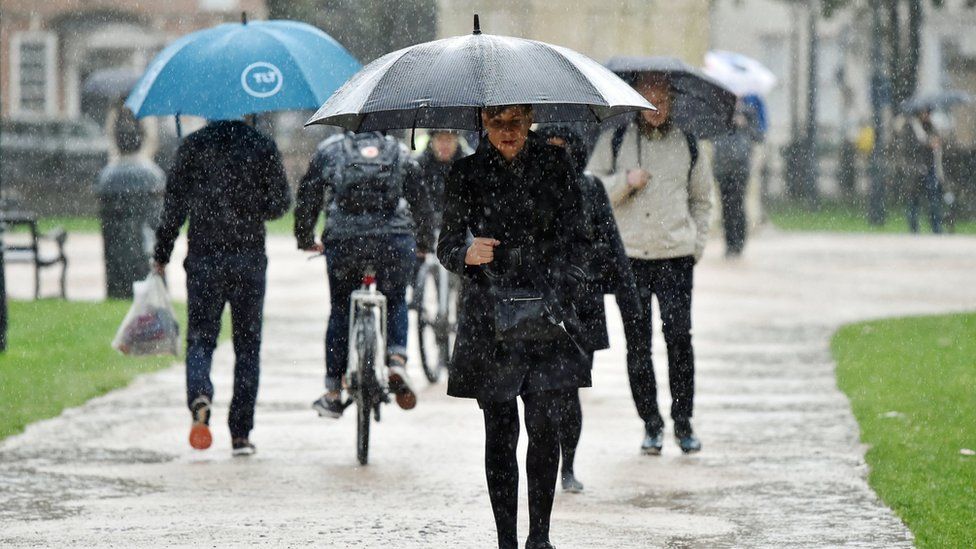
189, 423, 212, 450
388, 372, 417, 410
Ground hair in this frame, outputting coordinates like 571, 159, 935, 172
114, 108, 144, 155
483, 104, 533, 119
633, 72, 672, 93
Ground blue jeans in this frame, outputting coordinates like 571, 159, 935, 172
323, 234, 415, 391
184, 252, 267, 439
907, 169, 943, 234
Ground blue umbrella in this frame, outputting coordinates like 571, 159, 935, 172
126, 18, 360, 121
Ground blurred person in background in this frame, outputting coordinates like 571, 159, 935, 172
903, 108, 945, 234
711, 99, 763, 257
536, 123, 645, 494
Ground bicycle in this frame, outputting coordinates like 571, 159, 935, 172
344, 270, 390, 465
411, 255, 459, 383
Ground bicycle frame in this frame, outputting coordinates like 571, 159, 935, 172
346, 275, 388, 388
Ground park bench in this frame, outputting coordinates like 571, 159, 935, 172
1, 210, 68, 299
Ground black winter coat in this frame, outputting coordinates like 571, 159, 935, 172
294, 132, 435, 252
154, 120, 291, 264
437, 133, 592, 403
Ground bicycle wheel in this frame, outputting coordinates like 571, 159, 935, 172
355, 312, 377, 466
415, 263, 445, 383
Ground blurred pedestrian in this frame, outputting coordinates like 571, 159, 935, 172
536, 124, 645, 494
153, 119, 291, 456
95, 108, 165, 298
587, 72, 714, 455
295, 131, 434, 419
438, 105, 591, 549
712, 100, 763, 257
416, 129, 468, 228
903, 108, 945, 234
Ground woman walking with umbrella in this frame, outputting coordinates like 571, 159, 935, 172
306, 17, 652, 547
438, 104, 592, 548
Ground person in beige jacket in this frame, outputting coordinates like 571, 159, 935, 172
586, 72, 713, 455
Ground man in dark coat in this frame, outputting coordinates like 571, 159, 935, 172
153, 119, 291, 456
438, 105, 591, 549
295, 131, 435, 417
535, 124, 646, 494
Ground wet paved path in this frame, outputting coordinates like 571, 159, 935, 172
3, 230, 975, 547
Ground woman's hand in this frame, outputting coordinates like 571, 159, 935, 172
465, 237, 500, 265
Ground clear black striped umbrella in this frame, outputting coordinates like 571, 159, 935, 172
306, 15, 654, 132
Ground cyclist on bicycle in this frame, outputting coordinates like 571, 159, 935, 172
295, 131, 435, 418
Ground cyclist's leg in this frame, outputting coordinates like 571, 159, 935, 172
377, 234, 416, 361
324, 240, 361, 392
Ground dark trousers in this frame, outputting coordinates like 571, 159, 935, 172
557, 389, 582, 476
718, 170, 748, 255
185, 252, 267, 439
627, 256, 695, 428
323, 234, 415, 391
483, 390, 567, 549
907, 169, 943, 234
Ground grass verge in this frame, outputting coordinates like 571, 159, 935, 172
833, 313, 976, 548
768, 201, 976, 235
0, 299, 187, 440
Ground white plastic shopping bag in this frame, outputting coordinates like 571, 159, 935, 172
112, 273, 181, 356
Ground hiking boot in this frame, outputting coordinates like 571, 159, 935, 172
641, 420, 664, 456
231, 438, 256, 457
312, 392, 344, 419
674, 419, 702, 454
525, 539, 556, 549
387, 355, 417, 410
561, 471, 584, 493
188, 396, 212, 450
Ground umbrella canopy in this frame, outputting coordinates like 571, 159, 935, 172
126, 19, 361, 120
606, 56, 736, 139
703, 50, 777, 97
306, 17, 653, 131
83, 67, 142, 100
901, 90, 974, 114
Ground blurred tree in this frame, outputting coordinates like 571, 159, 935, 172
267, 0, 438, 63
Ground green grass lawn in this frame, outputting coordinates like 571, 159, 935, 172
18, 213, 304, 237
768, 201, 976, 235
833, 313, 976, 548
0, 299, 188, 440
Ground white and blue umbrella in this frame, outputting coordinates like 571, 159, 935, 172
703, 50, 777, 97
126, 18, 361, 121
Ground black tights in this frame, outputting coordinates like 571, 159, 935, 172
482, 390, 567, 549
557, 390, 582, 476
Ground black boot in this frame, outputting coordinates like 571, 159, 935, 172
674, 418, 702, 454
641, 416, 664, 456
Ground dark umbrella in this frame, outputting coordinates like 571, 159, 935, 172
901, 90, 973, 113
306, 15, 654, 132
82, 67, 143, 100
605, 56, 736, 139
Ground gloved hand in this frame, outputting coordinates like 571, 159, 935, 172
560, 263, 590, 300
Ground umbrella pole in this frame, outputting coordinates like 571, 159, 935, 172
175, 114, 183, 139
